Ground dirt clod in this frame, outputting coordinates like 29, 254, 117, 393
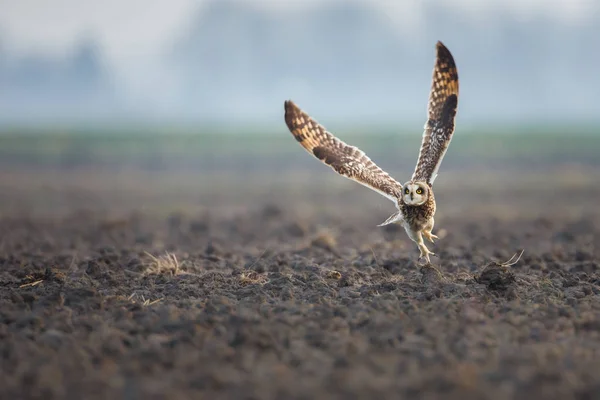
476, 263, 516, 291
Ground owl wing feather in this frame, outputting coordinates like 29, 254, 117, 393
284, 100, 403, 203
412, 41, 459, 186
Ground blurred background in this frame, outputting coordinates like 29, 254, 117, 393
0, 0, 598, 219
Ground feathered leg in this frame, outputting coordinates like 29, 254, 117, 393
406, 226, 434, 264
422, 218, 438, 243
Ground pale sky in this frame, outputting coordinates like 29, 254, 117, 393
0, 0, 597, 123
0, 0, 595, 65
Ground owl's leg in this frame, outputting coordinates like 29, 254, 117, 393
406, 227, 434, 264
422, 218, 438, 243
417, 239, 434, 264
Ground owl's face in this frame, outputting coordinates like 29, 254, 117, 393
401, 181, 429, 206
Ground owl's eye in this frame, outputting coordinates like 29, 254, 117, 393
416, 188, 423, 195
404, 188, 410, 195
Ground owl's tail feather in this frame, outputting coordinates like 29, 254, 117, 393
377, 211, 403, 227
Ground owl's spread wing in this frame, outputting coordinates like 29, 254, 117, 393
412, 41, 459, 185
284, 100, 403, 203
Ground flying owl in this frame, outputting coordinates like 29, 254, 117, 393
283, 41, 459, 263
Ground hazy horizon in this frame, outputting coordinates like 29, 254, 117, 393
1, 0, 598, 129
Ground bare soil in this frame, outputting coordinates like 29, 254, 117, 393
0, 167, 599, 399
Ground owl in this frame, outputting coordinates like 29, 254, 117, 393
283, 41, 459, 264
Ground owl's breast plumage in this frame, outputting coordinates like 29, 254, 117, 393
400, 191, 436, 229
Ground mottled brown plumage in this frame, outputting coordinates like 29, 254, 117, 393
400, 189, 436, 229
284, 100, 403, 202
412, 42, 459, 185
283, 41, 459, 263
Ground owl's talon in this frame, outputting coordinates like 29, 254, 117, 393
424, 232, 438, 243
418, 246, 434, 264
